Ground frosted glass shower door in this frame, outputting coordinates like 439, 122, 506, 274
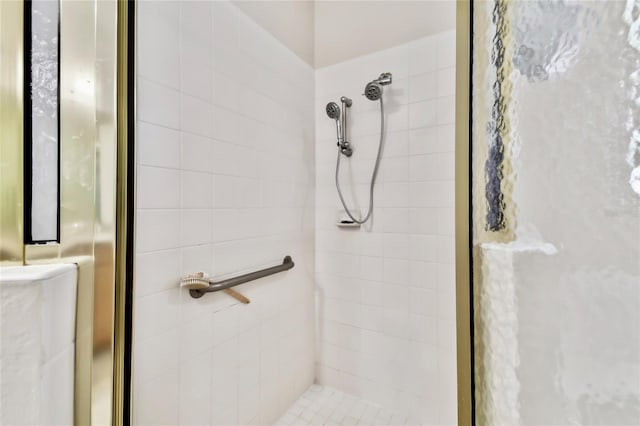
471, 1, 640, 424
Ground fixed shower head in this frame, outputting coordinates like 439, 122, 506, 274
363, 73, 392, 101
364, 82, 382, 101
326, 102, 341, 120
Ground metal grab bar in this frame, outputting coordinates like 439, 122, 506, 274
189, 256, 294, 299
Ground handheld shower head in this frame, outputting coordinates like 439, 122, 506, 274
326, 102, 341, 120
326, 101, 344, 144
364, 82, 382, 101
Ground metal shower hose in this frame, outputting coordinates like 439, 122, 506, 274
335, 96, 385, 224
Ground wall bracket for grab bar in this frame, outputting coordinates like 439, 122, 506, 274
188, 256, 294, 299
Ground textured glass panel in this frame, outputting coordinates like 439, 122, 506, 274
472, 1, 640, 425
30, 0, 59, 242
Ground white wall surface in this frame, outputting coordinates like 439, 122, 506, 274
232, 0, 315, 66
314, 30, 457, 425
314, 1, 456, 68
226, 1, 456, 69
134, 1, 316, 424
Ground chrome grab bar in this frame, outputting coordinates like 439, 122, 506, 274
189, 256, 294, 299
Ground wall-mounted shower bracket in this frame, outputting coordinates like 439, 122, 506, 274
339, 96, 353, 156
339, 141, 353, 157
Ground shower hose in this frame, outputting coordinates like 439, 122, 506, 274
335, 97, 385, 224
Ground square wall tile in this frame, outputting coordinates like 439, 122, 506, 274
137, 166, 180, 209
134, 369, 179, 426
409, 100, 437, 129
135, 250, 181, 298
138, 122, 181, 169
181, 171, 213, 209
182, 95, 213, 138
181, 209, 213, 246
137, 1, 180, 89
179, 351, 212, 426
138, 78, 180, 129
136, 210, 181, 253
409, 72, 437, 103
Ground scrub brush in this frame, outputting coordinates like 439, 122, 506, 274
179, 272, 210, 289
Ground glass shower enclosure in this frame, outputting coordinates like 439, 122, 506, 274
470, 1, 640, 424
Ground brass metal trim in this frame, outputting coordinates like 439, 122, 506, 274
455, 1, 474, 425
0, 0, 25, 265
1, 1, 126, 424
113, 0, 134, 424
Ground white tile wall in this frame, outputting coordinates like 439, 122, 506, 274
315, 30, 457, 426
136, 4, 457, 424
134, 1, 315, 425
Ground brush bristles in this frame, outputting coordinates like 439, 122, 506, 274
180, 274, 210, 289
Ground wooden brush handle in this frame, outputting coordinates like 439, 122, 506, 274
223, 288, 250, 304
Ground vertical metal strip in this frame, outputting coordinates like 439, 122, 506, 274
455, 1, 474, 425
4, 1, 123, 423
23, 0, 33, 244
113, 0, 134, 424
0, 0, 25, 264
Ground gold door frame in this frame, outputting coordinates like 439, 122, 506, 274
113, 0, 135, 424
0, 0, 24, 264
455, 1, 474, 425
0, 1, 134, 424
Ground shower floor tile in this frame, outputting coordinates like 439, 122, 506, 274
274, 385, 420, 426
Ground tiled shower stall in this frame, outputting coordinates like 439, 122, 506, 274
133, 1, 456, 425
314, 33, 457, 423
